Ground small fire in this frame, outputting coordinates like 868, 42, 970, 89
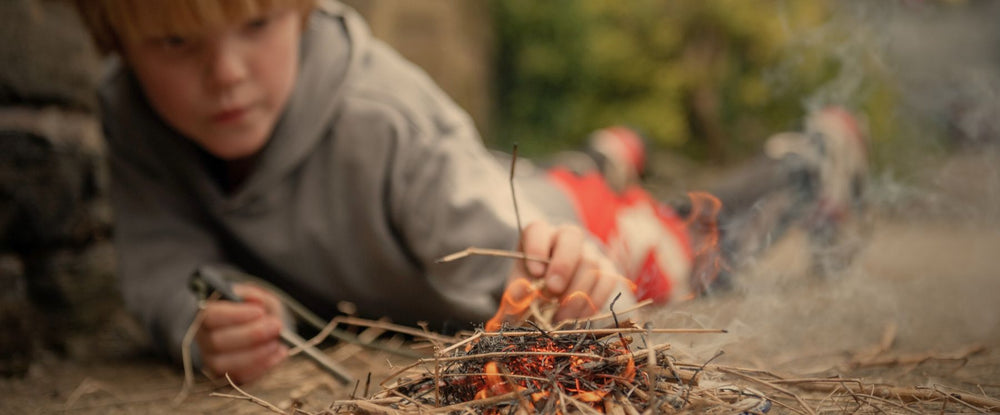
473, 362, 524, 400
464, 332, 635, 413
683, 191, 726, 297
466, 192, 723, 412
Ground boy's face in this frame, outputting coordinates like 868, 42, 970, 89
122, 8, 303, 160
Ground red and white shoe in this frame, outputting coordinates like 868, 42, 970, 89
765, 107, 869, 226
586, 126, 648, 193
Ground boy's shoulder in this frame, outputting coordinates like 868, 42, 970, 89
309, 2, 471, 136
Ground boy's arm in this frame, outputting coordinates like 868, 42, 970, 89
107, 151, 224, 363
379, 116, 554, 319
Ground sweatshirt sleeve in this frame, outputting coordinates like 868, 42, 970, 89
106, 143, 223, 364
341, 69, 550, 322
396, 121, 534, 317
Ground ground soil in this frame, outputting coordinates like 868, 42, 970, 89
2, 150, 998, 414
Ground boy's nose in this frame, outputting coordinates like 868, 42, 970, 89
206, 44, 248, 90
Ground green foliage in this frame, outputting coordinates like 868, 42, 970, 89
490, 0, 900, 163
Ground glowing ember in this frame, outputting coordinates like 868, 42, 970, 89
431, 329, 636, 413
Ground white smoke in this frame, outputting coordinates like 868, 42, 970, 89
646, 0, 1000, 373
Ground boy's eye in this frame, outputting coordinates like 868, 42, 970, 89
245, 15, 271, 31
156, 35, 189, 50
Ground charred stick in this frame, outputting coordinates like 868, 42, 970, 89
579, 343, 671, 371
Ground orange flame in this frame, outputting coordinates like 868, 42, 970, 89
474, 362, 526, 400
622, 355, 635, 381
559, 290, 599, 316
486, 278, 541, 332
683, 191, 727, 296
486, 285, 603, 332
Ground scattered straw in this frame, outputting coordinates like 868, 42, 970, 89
201, 316, 999, 414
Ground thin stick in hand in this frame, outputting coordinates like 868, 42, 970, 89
509, 143, 523, 240
436, 247, 549, 264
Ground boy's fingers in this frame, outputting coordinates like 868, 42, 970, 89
554, 288, 597, 322
544, 225, 584, 295
560, 266, 599, 310
203, 341, 287, 384
588, 270, 621, 312
199, 315, 283, 354
521, 222, 555, 277
553, 244, 624, 321
233, 283, 284, 317
589, 249, 626, 309
201, 301, 266, 330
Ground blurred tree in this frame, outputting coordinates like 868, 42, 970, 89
491, 0, 897, 163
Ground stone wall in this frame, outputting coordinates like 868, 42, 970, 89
0, 0, 115, 376
342, 0, 495, 136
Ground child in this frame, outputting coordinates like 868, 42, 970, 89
74, 0, 637, 384
74, 0, 866, 384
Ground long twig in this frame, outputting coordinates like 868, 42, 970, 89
429, 390, 533, 413
174, 291, 219, 406
717, 367, 817, 415
849, 343, 985, 369
290, 315, 422, 359
333, 399, 403, 415
553, 299, 654, 329
436, 247, 550, 264
435, 145, 551, 268
304, 315, 456, 344
509, 143, 524, 240
435, 331, 483, 356
210, 373, 287, 414
480, 327, 727, 337
791, 379, 1000, 410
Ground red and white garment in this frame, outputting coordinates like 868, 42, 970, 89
547, 169, 694, 304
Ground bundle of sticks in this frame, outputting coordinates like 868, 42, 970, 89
328, 320, 782, 415
209, 309, 1000, 414
320, 317, 1000, 414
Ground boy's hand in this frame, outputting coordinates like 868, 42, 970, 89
514, 221, 629, 322
195, 283, 288, 384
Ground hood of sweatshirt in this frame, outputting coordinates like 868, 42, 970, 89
101, 2, 367, 212
231, 2, 363, 205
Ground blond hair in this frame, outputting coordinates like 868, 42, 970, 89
73, 0, 317, 55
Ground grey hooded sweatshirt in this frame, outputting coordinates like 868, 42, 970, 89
99, 3, 575, 362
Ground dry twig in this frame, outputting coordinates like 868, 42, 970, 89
211, 373, 288, 414
174, 291, 219, 405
